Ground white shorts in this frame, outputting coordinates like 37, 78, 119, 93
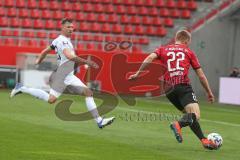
49, 74, 87, 98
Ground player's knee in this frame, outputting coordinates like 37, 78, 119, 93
48, 97, 57, 104
83, 88, 93, 97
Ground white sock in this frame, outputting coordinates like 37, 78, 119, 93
85, 97, 102, 123
20, 86, 49, 102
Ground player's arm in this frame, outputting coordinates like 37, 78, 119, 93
194, 68, 215, 103
63, 48, 99, 68
35, 46, 53, 65
128, 52, 158, 80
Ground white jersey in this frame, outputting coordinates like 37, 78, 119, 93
50, 35, 74, 66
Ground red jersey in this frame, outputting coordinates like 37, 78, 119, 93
155, 44, 201, 86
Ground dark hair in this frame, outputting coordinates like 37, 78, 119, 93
61, 18, 72, 25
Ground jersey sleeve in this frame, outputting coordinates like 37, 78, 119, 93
154, 47, 163, 59
190, 51, 201, 69
50, 40, 56, 50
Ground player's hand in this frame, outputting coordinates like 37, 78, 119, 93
88, 61, 99, 69
207, 92, 215, 103
128, 73, 139, 80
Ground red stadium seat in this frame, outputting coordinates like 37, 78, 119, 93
95, 4, 104, 13
108, 14, 118, 23
159, 8, 170, 17
10, 18, 20, 27
181, 9, 191, 19
37, 32, 47, 38
138, 37, 149, 44
76, 12, 85, 21
152, 17, 162, 26
116, 5, 126, 14
101, 0, 111, 3
86, 13, 96, 22
56, 21, 62, 30
127, 6, 137, 15
120, 15, 129, 24
16, 0, 25, 8
19, 39, 29, 47
64, 11, 75, 19
34, 19, 44, 29
39, 0, 48, 9
4, 38, 16, 46
90, 22, 101, 32
105, 4, 114, 13
122, 0, 133, 5
164, 17, 174, 27
12, 30, 19, 36
22, 31, 35, 38
145, 0, 154, 7
149, 7, 158, 16
29, 40, 38, 47
112, 24, 122, 34
4, 0, 14, 7
72, 2, 81, 11
156, 0, 165, 8
97, 14, 107, 23
188, 1, 197, 10
7, 8, 17, 17
45, 20, 56, 30
28, 0, 37, 9
83, 3, 93, 12
135, 25, 144, 35
124, 25, 133, 35
42, 10, 52, 19
82, 34, 92, 41
49, 32, 58, 39
62, 1, 72, 11
156, 27, 167, 37
49, 1, 59, 10
142, 16, 152, 25
1, 29, 11, 36
113, 0, 121, 5
97, 43, 103, 51
0, 17, 8, 27
93, 35, 104, 42
145, 26, 155, 36
105, 35, 113, 42
52, 10, 62, 20
19, 9, 28, 18
30, 9, 40, 19
102, 23, 111, 33
86, 43, 95, 50
138, 6, 148, 16
135, 0, 144, 6
132, 45, 142, 53
170, 9, 180, 18
77, 43, 85, 50
21, 19, 33, 28
0, 8, 5, 16
79, 22, 89, 32
39, 40, 49, 47
131, 16, 141, 25
177, 0, 187, 9
166, 0, 176, 8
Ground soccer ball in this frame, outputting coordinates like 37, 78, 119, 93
207, 133, 223, 149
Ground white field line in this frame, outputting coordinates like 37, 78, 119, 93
116, 107, 240, 127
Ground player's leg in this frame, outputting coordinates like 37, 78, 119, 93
82, 87, 115, 128
65, 75, 115, 128
10, 83, 49, 102
184, 103, 217, 149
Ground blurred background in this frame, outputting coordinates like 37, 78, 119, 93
0, 0, 239, 105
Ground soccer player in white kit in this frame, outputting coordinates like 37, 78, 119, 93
10, 18, 115, 128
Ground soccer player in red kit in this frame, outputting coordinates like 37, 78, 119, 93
129, 29, 217, 150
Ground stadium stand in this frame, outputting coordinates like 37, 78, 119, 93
0, 0, 219, 52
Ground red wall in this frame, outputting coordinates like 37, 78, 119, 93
0, 46, 147, 93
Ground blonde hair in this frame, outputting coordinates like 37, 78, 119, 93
175, 30, 191, 44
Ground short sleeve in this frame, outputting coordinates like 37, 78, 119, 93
50, 40, 56, 50
154, 47, 163, 59
190, 51, 201, 69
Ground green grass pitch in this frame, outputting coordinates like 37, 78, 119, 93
0, 90, 240, 160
